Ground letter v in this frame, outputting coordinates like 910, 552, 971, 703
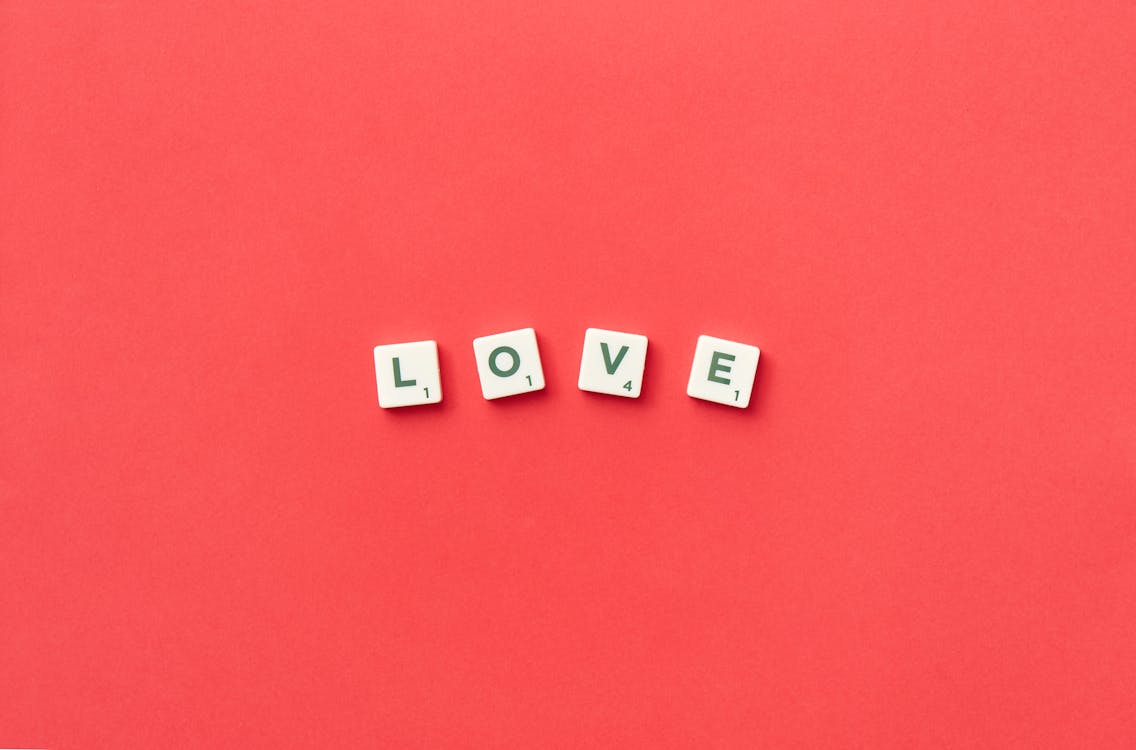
600, 342, 630, 375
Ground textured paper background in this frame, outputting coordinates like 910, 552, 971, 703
2, 1, 1134, 747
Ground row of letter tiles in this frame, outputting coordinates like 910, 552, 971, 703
373, 328, 760, 409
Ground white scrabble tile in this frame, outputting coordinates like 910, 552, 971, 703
577, 328, 648, 398
686, 335, 760, 408
373, 340, 442, 408
473, 327, 546, 400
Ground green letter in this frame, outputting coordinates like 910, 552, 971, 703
488, 346, 520, 377
392, 357, 416, 387
708, 351, 734, 384
600, 342, 629, 375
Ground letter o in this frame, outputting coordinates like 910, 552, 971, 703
488, 345, 520, 378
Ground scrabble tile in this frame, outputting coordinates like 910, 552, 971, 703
473, 327, 546, 400
373, 340, 442, 408
577, 327, 648, 398
686, 335, 760, 408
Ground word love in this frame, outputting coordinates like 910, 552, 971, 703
373, 328, 761, 410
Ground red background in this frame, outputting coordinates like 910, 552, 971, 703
3, 1, 1135, 747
